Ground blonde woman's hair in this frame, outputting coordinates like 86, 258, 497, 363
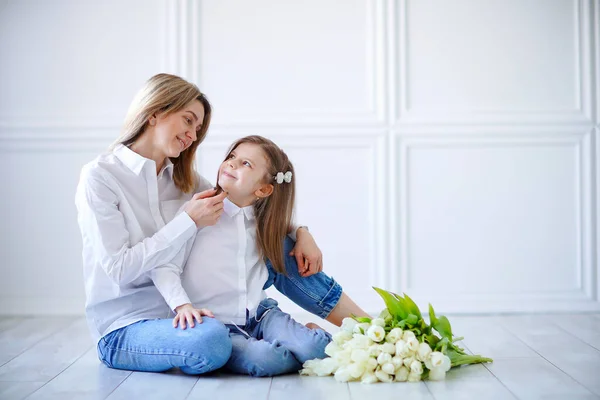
111, 73, 212, 193
220, 136, 295, 274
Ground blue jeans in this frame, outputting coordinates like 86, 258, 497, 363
97, 317, 232, 374
97, 237, 343, 374
225, 298, 332, 377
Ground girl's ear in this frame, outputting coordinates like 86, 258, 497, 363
255, 184, 274, 199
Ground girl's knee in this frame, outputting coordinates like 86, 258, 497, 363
293, 328, 332, 363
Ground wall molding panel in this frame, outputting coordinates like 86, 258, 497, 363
394, 129, 598, 312
392, 0, 595, 126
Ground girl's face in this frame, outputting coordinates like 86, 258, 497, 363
153, 99, 204, 158
218, 142, 273, 206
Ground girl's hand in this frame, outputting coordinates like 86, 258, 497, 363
184, 188, 227, 228
289, 228, 323, 277
173, 303, 214, 329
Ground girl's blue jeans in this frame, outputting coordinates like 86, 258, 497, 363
225, 298, 332, 377
97, 237, 342, 374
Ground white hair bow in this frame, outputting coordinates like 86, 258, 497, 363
275, 171, 293, 184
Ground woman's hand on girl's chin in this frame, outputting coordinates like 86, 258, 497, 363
173, 303, 215, 329
184, 188, 228, 228
290, 228, 324, 277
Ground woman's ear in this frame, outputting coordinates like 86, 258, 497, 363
149, 115, 157, 126
255, 184, 274, 199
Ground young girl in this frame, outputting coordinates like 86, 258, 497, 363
152, 135, 333, 377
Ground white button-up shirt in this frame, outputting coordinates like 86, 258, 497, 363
152, 198, 270, 325
75, 144, 211, 342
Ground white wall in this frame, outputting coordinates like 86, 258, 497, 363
0, 0, 598, 316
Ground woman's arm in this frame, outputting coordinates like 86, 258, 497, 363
75, 167, 197, 286
287, 225, 323, 277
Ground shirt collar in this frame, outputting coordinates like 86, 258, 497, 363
114, 144, 174, 178
223, 198, 255, 221
158, 157, 174, 179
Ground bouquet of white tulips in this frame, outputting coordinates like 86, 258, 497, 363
300, 287, 493, 383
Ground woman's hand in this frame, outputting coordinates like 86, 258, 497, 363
289, 228, 323, 277
173, 303, 214, 329
184, 188, 227, 228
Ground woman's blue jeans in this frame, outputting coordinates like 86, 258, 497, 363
97, 237, 343, 374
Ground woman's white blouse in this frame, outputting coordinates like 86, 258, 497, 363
75, 144, 211, 342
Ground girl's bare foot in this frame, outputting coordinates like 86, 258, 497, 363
305, 322, 323, 330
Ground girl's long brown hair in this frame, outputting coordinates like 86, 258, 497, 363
220, 136, 295, 274
111, 73, 212, 193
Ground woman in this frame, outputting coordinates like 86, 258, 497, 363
75, 73, 367, 374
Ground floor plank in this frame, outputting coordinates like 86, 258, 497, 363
0, 382, 45, 400
106, 370, 198, 400
349, 379, 434, 400
186, 373, 271, 400
0, 317, 71, 366
500, 315, 600, 396
543, 314, 600, 351
0, 318, 92, 382
25, 347, 131, 400
0, 318, 24, 334
486, 357, 597, 399
269, 374, 351, 400
449, 316, 538, 359
424, 363, 517, 400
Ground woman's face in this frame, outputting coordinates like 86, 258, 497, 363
153, 99, 205, 158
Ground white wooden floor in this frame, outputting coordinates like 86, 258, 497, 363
0, 314, 599, 400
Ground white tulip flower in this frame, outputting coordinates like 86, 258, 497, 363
428, 366, 447, 381
391, 355, 404, 370
299, 360, 317, 376
403, 355, 415, 368
408, 371, 422, 382
410, 360, 423, 375
334, 366, 352, 382
349, 333, 373, 349
366, 357, 379, 371
375, 369, 393, 383
402, 330, 416, 342
381, 362, 395, 375
348, 362, 367, 379
324, 342, 341, 357
394, 366, 409, 382
377, 352, 392, 366
313, 357, 339, 376
332, 330, 353, 345
367, 325, 386, 342
416, 342, 432, 362
368, 344, 382, 357
351, 349, 370, 364
381, 342, 396, 355
341, 317, 358, 333
354, 322, 371, 335
386, 328, 403, 344
371, 317, 386, 327
442, 355, 451, 371
361, 370, 378, 384
429, 351, 444, 369
407, 337, 420, 352
333, 348, 352, 364
396, 339, 410, 357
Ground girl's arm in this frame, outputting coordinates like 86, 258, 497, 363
75, 167, 197, 286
